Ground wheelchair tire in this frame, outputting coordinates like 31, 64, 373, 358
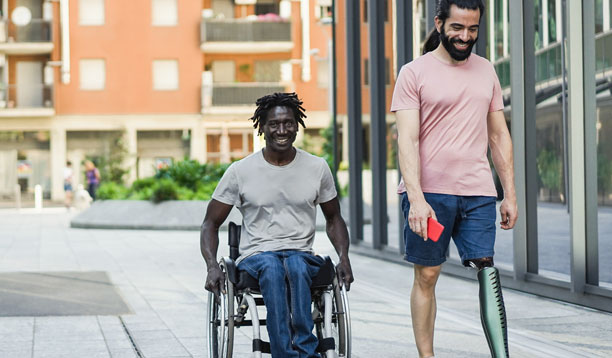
207, 274, 235, 358
315, 277, 351, 358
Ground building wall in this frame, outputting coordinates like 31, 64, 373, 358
57, 0, 203, 114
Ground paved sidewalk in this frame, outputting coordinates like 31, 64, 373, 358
0, 208, 611, 357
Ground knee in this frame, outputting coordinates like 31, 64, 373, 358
414, 265, 441, 290
465, 257, 494, 270
256, 255, 285, 281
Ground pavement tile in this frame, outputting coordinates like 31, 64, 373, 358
132, 337, 190, 358
33, 339, 110, 358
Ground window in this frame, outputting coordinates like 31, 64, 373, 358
152, 0, 178, 26
152, 60, 179, 90
364, 58, 390, 86
317, 58, 329, 88
79, 0, 105, 26
255, 0, 279, 15
254, 61, 281, 82
79, 59, 105, 90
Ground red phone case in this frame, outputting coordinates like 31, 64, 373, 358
427, 218, 444, 242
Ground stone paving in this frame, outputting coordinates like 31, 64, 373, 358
0, 208, 611, 357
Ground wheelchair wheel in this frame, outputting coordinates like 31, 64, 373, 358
207, 275, 235, 358
315, 277, 351, 358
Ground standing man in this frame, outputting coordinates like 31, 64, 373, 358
391, 1, 517, 357
201, 93, 353, 358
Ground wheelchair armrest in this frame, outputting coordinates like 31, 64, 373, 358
312, 255, 335, 288
220, 257, 239, 285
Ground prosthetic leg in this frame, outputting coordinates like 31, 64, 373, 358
469, 259, 509, 358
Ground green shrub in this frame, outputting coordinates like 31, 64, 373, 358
131, 177, 156, 191
97, 182, 129, 200
150, 179, 179, 203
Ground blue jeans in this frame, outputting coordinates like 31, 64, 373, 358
238, 251, 324, 358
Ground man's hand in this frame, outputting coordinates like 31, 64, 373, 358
499, 197, 518, 230
408, 198, 437, 240
205, 265, 226, 297
335, 258, 354, 291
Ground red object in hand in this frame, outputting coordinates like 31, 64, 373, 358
427, 217, 445, 242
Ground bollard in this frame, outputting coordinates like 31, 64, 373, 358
14, 183, 21, 210
34, 184, 43, 211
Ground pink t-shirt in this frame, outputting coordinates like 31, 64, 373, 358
391, 52, 504, 197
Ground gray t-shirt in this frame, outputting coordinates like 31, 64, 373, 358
212, 148, 337, 263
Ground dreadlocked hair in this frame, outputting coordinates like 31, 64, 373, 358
250, 92, 307, 135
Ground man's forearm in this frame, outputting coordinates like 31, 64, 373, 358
326, 217, 350, 260
398, 135, 425, 203
200, 221, 220, 269
490, 132, 516, 200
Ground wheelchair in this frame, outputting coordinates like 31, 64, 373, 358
207, 222, 352, 358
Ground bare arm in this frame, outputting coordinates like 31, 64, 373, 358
487, 110, 518, 229
320, 197, 354, 290
200, 199, 233, 296
395, 109, 436, 239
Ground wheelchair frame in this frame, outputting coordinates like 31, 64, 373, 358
207, 222, 352, 358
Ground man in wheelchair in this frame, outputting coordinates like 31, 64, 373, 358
201, 92, 354, 358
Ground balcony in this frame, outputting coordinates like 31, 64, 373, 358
0, 83, 55, 117
0, 18, 53, 54
201, 82, 286, 114
494, 29, 612, 106
200, 18, 293, 53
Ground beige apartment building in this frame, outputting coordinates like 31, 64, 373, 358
0, 0, 340, 202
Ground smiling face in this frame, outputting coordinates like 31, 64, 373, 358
262, 106, 298, 154
435, 4, 480, 61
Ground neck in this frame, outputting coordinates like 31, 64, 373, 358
432, 44, 468, 65
263, 147, 296, 166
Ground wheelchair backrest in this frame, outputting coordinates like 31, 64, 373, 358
228, 221, 241, 261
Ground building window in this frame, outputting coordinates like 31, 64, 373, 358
152, 60, 179, 90
152, 0, 178, 26
255, 0, 279, 15
364, 58, 390, 86
254, 61, 281, 82
79, 59, 105, 90
79, 0, 105, 26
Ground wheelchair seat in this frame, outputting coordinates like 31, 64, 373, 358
234, 255, 337, 291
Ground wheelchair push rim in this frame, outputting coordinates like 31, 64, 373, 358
314, 276, 352, 358
207, 267, 235, 358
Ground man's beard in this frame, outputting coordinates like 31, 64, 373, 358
440, 27, 477, 61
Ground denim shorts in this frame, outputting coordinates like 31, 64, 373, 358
401, 192, 497, 267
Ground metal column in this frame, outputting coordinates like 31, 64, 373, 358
426, 0, 436, 32
346, 0, 364, 244
368, 0, 388, 249
395, 0, 413, 254
510, 1, 538, 278
566, 0, 587, 293
581, 1, 599, 286
475, 3, 487, 57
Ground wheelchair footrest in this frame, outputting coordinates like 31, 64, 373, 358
253, 339, 271, 354
317, 337, 335, 352
235, 319, 266, 327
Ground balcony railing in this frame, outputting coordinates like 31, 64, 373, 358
0, 84, 54, 109
0, 19, 52, 43
202, 82, 285, 109
494, 29, 612, 89
200, 18, 291, 43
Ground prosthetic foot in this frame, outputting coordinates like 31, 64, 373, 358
478, 266, 509, 358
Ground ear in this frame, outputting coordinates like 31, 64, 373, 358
434, 16, 443, 33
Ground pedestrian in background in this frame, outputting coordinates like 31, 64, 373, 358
84, 160, 101, 201
63, 161, 73, 209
